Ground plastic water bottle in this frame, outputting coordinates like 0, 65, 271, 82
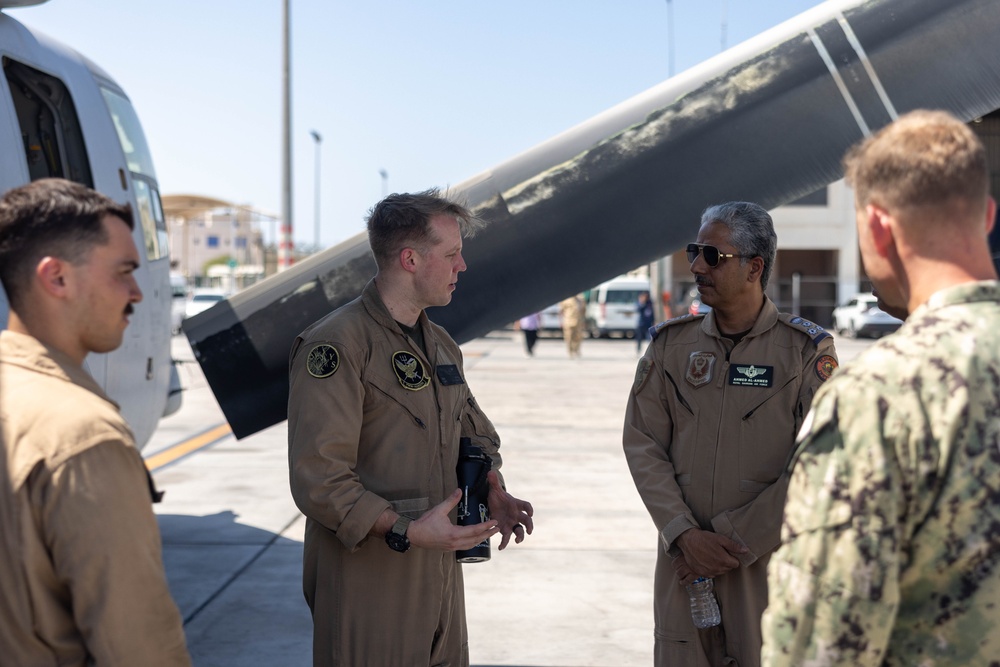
686, 577, 721, 629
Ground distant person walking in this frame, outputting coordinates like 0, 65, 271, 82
519, 312, 541, 356
559, 295, 585, 358
635, 290, 655, 354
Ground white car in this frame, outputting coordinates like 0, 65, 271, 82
832, 293, 902, 338
184, 289, 227, 320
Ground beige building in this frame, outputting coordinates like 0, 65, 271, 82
163, 195, 268, 291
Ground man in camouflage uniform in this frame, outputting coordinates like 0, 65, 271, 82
623, 201, 837, 666
761, 110, 1000, 666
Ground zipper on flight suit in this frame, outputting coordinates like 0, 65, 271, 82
741, 375, 798, 421
663, 371, 694, 415
369, 383, 428, 429
464, 397, 498, 448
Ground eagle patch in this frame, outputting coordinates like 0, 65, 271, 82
685, 351, 716, 387
392, 351, 430, 391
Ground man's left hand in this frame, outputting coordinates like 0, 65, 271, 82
486, 470, 534, 549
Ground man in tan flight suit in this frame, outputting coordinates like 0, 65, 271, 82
559, 294, 585, 358
0, 179, 190, 665
288, 189, 534, 667
623, 201, 837, 667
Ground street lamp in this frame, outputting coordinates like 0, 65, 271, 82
311, 130, 322, 250
379, 169, 388, 198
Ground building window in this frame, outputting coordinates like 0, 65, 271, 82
207, 236, 219, 248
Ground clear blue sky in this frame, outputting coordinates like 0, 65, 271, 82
8, 0, 823, 248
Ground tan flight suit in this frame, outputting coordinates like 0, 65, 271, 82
559, 296, 585, 357
288, 280, 504, 667
0, 331, 190, 666
623, 298, 837, 667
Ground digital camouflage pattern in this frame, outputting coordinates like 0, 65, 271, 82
761, 282, 1000, 667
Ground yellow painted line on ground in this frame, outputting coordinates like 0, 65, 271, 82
145, 423, 233, 472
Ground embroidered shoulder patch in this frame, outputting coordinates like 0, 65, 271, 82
815, 354, 838, 381
392, 351, 430, 391
306, 344, 340, 378
633, 357, 653, 394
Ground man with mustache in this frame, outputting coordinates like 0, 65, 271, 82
288, 189, 533, 666
623, 201, 838, 666
0, 178, 190, 665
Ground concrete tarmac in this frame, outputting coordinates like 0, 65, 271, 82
148, 329, 871, 666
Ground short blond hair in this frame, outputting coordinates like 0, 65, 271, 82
843, 110, 989, 216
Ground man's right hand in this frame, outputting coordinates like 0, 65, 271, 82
675, 528, 747, 578
406, 488, 500, 552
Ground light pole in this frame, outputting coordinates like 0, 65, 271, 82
310, 130, 322, 250
379, 169, 388, 198
666, 0, 675, 77
279, 0, 294, 271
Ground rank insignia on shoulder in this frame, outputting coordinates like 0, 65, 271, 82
306, 344, 340, 378
784, 315, 831, 345
650, 313, 702, 341
815, 354, 838, 381
392, 351, 430, 391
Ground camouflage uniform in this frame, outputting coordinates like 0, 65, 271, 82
762, 282, 1000, 666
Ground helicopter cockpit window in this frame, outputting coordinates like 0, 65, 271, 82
99, 87, 156, 180
132, 177, 168, 261
100, 87, 168, 261
3, 57, 94, 187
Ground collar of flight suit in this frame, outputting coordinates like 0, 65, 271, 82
0, 330, 117, 409
360, 279, 433, 346
700, 295, 778, 341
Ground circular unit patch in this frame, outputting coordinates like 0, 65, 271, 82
306, 344, 340, 378
392, 350, 430, 391
815, 354, 838, 381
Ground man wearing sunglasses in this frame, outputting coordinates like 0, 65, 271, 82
623, 201, 838, 667
762, 112, 1000, 665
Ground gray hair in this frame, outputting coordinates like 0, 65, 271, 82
700, 201, 777, 290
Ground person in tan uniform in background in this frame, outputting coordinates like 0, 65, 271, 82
0, 179, 190, 666
559, 294, 585, 358
622, 201, 837, 667
288, 189, 534, 667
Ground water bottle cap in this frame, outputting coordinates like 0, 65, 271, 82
693, 577, 708, 584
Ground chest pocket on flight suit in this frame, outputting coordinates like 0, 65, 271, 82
664, 369, 698, 487
737, 369, 801, 491
366, 371, 429, 431
463, 394, 498, 447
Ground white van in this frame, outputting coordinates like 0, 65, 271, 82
585, 276, 651, 338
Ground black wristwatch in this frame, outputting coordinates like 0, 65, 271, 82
385, 515, 412, 553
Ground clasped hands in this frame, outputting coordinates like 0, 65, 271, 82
673, 528, 748, 586
406, 470, 534, 553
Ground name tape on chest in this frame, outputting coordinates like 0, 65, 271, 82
728, 363, 774, 388
436, 364, 465, 385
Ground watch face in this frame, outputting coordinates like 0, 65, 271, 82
386, 531, 410, 553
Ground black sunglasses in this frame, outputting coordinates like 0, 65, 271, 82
686, 243, 751, 267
